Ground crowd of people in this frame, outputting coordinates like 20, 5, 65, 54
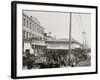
23, 48, 90, 69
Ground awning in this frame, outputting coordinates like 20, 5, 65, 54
32, 43, 46, 46
47, 46, 69, 50
32, 41, 46, 46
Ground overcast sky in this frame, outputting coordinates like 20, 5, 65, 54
23, 10, 91, 48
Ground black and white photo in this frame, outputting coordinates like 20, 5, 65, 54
22, 10, 91, 69
11, 1, 98, 79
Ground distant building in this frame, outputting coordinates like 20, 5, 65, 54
44, 32, 55, 40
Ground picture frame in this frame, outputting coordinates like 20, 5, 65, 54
11, 1, 98, 79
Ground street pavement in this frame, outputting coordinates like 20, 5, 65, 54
75, 59, 91, 67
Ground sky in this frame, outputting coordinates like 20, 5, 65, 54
23, 10, 91, 48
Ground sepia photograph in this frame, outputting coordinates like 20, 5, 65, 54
11, 1, 97, 79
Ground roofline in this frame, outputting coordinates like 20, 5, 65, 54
45, 40, 83, 46
23, 13, 44, 29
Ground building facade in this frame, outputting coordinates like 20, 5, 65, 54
22, 13, 44, 41
22, 13, 46, 59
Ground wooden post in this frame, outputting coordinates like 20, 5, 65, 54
68, 12, 72, 66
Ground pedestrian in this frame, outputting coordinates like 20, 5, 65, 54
25, 49, 33, 69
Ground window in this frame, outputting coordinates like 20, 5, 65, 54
30, 33, 31, 38
30, 22, 31, 29
26, 32, 28, 39
31, 34, 33, 38
23, 31, 25, 39
33, 24, 34, 31
28, 32, 30, 39
24, 31, 26, 39
37, 26, 38, 33
34, 25, 36, 32
27, 20, 28, 28
41, 30, 44, 35
38, 27, 40, 34
32, 34, 34, 38
23, 18, 25, 26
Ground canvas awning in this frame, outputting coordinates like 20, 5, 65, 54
47, 46, 69, 50
32, 41, 46, 46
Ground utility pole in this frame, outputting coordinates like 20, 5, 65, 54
82, 32, 86, 50
68, 12, 72, 66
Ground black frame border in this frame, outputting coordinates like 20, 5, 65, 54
11, 1, 98, 79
